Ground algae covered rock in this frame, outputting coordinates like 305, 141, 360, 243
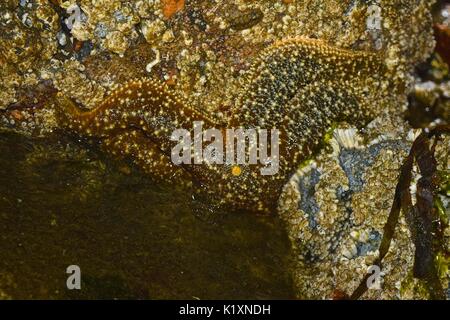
0, 0, 447, 300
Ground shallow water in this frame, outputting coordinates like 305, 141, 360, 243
0, 131, 294, 299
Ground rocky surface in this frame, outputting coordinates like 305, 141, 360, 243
0, 0, 448, 299
279, 113, 449, 299
0, 0, 435, 127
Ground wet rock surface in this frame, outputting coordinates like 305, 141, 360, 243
0, 132, 294, 299
0, 0, 448, 299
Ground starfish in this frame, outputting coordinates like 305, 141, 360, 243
56, 37, 386, 214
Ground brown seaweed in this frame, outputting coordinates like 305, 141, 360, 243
350, 125, 449, 300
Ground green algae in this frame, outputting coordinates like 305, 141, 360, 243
0, 131, 294, 299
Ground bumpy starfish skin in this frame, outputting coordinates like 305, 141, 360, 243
101, 129, 189, 181
232, 38, 385, 164
57, 38, 386, 214
57, 78, 216, 182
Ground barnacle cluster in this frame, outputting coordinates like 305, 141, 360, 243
279, 114, 449, 299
